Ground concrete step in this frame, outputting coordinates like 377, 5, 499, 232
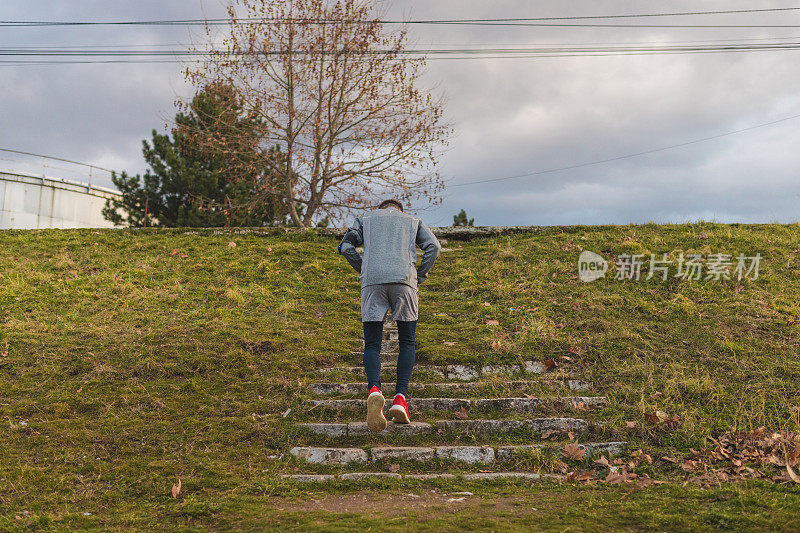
309, 379, 592, 396
307, 396, 606, 414
280, 472, 562, 482
359, 339, 400, 353
296, 417, 596, 438
289, 441, 626, 465
318, 361, 556, 381
435, 417, 595, 436
350, 351, 401, 362
296, 421, 433, 437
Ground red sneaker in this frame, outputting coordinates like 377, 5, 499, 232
366, 386, 387, 433
388, 394, 410, 424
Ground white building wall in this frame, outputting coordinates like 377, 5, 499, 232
0, 171, 121, 229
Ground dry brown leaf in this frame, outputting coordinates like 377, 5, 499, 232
645, 410, 680, 428
388, 464, 400, 473
541, 429, 558, 439
455, 406, 469, 420
682, 460, 699, 473
228, 241, 237, 248
562, 442, 586, 461
542, 358, 558, 371
787, 463, 800, 484
443, 341, 456, 346
0, 351, 7, 358
552, 460, 570, 473
625, 421, 638, 429
481, 302, 491, 307
789, 449, 800, 468
491, 341, 502, 351
171, 478, 182, 498
485, 319, 499, 326
571, 401, 588, 412
631, 449, 653, 464
594, 455, 610, 467
645, 410, 668, 424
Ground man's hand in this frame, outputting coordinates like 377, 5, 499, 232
416, 222, 441, 284
338, 217, 364, 273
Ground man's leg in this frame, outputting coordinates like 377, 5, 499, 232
362, 320, 383, 391
363, 319, 387, 433
394, 320, 417, 396
384, 283, 418, 424
387, 319, 416, 424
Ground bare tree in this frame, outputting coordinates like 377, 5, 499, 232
184, 0, 452, 228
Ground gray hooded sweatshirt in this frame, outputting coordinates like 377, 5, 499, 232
338, 206, 441, 288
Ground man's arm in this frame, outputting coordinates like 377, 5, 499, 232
338, 216, 364, 273
415, 220, 441, 284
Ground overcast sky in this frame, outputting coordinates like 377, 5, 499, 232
2, 0, 800, 226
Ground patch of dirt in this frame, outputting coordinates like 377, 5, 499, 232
241, 340, 283, 355
270, 490, 554, 518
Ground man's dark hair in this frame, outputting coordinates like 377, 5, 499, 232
378, 199, 404, 211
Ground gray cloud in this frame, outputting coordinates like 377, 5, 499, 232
1, 0, 799, 224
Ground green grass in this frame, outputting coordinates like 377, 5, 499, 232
1, 223, 799, 530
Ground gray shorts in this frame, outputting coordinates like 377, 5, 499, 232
361, 283, 419, 322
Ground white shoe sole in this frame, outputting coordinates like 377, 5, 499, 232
388, 404, 410, 424
366, 391, 387, 433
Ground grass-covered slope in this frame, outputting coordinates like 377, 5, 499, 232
1, 224, 799, 530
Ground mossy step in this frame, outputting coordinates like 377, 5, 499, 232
309, 379, 592, 396
318, 361, 557, 381
350, 351, 400, 362
296, 421, 433, 437
357, 339, 400, 354
308, 396, 606, 413
280, 472, 560, 482
296, 417, 596, 438
289, 441, 626, 465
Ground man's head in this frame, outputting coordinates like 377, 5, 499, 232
378, 199, 404, 212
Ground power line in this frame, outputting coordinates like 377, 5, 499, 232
449, 113, 800, 188
3, 41, 800, 59
3, 48, 797, 67
14, 35, 800, 50
2, 6, 800, 27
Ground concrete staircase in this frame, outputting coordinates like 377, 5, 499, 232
282, 314, 626, 482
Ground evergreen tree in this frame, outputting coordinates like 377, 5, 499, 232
103, 82, 291, 227
453, 209, 474, 227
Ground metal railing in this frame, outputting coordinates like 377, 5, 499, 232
0, 147, 117, 191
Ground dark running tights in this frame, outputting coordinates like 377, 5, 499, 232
363, 320, 416, 396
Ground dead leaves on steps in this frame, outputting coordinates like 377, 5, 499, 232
671, 427, 800, 486
561, 447, 662, 488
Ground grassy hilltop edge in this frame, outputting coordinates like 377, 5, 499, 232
1, 223, 799, 531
